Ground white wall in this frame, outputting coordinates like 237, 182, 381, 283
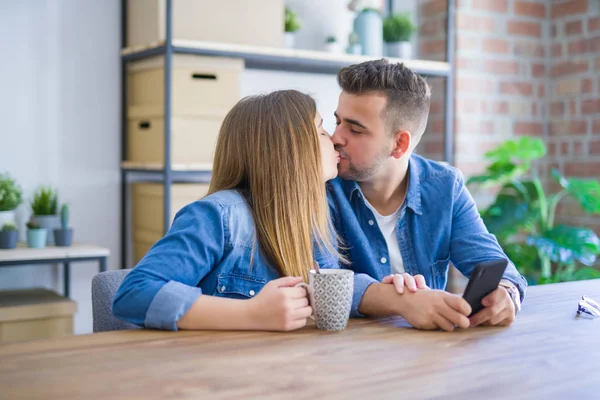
285, 0, 355, 51
0, 0, 121, 335
0, 0, 343, 334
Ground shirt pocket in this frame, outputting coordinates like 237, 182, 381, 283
213, 273, 267, 299
430, 256, 450, 290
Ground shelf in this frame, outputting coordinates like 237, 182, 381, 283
0, 243, 110, 264
121, 161, 212, 183
121, 40, 452, 77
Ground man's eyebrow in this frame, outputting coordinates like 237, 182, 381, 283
334, 112, 368, 130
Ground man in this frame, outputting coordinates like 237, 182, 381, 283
328, 59, 527, 331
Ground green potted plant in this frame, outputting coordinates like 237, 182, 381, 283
53, 204, 73, 247
324, 35, 342, 54
284, 6, 301, 49
30, 186, 59, 245
383, 12, 415, 58
0, 173, 23, 227
468, 136, 600, 285
0, 223, 18, 250
26, 220, 47, 249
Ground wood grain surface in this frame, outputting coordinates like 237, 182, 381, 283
1, 280, 599, 399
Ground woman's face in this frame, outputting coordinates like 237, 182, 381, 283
315, 112, 340, 181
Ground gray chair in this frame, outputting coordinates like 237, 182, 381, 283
91, 269, 141, 333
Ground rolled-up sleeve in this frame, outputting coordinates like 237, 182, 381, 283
450, 175, 528, 300
351, 273, 378, 317
112, 200, 226, 330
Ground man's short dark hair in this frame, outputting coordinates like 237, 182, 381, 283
337, 59, 431, 139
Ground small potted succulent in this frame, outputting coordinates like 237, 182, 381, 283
53, 204, 73, 247
26, 220, 47, 249
0, 173, 23, 227
0, 223, 18, 250
346, 31, 362, 55
324, 35, 342, 54
30, 186, 59, 245
284, 6, 301, 49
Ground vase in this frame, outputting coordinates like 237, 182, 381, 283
353, 9, 383, 57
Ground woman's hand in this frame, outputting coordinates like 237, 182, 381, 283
382, 273, 429, 295
247, 276, 312, 331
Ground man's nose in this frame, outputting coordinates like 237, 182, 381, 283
331, 127, 344, 146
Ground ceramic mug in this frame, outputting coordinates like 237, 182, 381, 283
296, 269, 354, 331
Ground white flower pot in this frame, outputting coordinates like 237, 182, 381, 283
285, 33, 296, 49
0, 210, 16, 228
386, 42, 412, 59
324, 42, 343, 54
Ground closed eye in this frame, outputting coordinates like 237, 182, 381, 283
335, 119, 362, 134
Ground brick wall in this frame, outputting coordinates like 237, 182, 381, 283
453, 0, 549, 182
418, 0, 447, 162
417, 0, 600, 289
548, 0, 600, 237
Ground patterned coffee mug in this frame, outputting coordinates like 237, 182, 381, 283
296, 269, 354, 331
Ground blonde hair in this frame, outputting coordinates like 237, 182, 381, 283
208, 90, 339, 281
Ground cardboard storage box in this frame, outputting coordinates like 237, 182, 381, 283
126, 0, 284, 49
0, 288, 76, 344
127, 54, 243, 119
126, 54, 242, 166
127, 116, 223, 166
132, 183, 210, 264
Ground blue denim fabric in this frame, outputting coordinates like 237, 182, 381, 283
327, 154, 528, 314
112, 189, 339, 330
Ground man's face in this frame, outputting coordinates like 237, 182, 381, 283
332, 91, 392, 181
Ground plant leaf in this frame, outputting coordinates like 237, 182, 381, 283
481, 181, 541, 239
572, 267, 600, 281
467, 161, 530, 187
552, 169, 600, 214
467, 137, 546, 188
483, 136, 546, 163
527, 225, 600, 266
502, 243, 540, 279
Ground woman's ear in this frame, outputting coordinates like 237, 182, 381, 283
391, 130, 412, 159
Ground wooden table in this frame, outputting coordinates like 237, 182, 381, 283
0, 243, 109, 298
1, 280, 599, 399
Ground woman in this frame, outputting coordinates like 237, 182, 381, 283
113, 90, 342, 332
113, 90, 423, 332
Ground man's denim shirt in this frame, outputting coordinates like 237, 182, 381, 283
327, 154, 528, 310
112, 189, 339, 331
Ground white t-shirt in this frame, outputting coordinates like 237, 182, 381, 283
363, 199, 405, 274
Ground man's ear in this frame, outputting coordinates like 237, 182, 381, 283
391, 130, 411, 159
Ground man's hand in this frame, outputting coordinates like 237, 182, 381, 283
381, 273, 429, 294
397, 289, 472, 331
469, 286, 516, 327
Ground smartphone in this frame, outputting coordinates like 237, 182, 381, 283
462, 259, 508, 317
